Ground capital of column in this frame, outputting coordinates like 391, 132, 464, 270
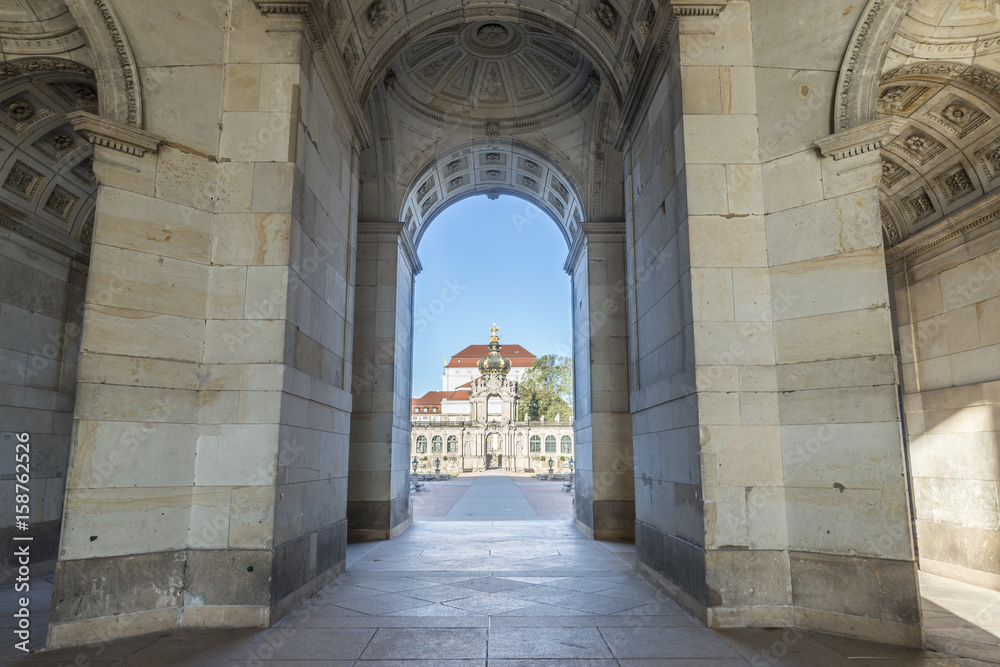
814, 117, 906, 162
66, 110, 164, 158
564, 222, 626, 274
357, 221, 422, 275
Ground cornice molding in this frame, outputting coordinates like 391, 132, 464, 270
815, 117, 905, 161
254, 0, 373, 150
885, 193, 1000, 267
564, 222, 626, 274
357, 221, 422, 274
611, 1, 727, 151
66, 110, 163, 157
581, 221, 626, 238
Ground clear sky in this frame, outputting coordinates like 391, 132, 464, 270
411, 194, 573, 396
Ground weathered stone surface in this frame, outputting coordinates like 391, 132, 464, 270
51, 551, 187, 623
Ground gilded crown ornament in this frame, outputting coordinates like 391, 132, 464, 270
477, 323, 512, 380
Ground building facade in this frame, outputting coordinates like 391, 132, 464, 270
410, 328, 573, 472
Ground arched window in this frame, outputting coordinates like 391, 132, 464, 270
561, 436, 572, 453
529, 435, 541, 453
545, 435, 556, 453
432, 436, 443, 453
416, 435, 426, 453
447, 435, 458, 453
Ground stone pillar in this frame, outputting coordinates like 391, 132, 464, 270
623, 1, 921, 647
566, 222, 634, 539
347, 222, 419, 541
50, 2, 365, 644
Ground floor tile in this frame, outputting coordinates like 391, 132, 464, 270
486, 627, 614, 659
360, 628, 488, 660
443, 594, 534, 615
331, 593, 433, 615
601, 627, 743, 660
231, 628, 375, 662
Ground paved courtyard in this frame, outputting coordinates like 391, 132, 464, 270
0, 471, 997, 665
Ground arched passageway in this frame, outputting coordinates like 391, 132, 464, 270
8, 0, 1000, 654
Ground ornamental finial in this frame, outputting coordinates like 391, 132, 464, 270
478, 323, 511, 379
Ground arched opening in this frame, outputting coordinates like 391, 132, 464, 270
405, 192, 574, 487
876, 62, 1000, 594
0, 54, 99, 586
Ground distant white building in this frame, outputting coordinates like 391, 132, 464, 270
411, 326, 573, 473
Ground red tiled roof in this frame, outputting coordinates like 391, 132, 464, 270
411, 388, 470, 410
446, 344, 535, 368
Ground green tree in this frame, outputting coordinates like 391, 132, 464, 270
517, 354, 573, 421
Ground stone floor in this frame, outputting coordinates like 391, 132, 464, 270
0, 471, 997, 665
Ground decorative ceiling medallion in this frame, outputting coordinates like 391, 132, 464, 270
926, 97, 990, 138
461, 22, 524, 58
391, 20, 589, 122
891, 130, 946, 165
877, 84, 932, 115
880, 156, 910, 188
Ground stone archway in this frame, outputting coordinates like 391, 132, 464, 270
346, 0, 634, 544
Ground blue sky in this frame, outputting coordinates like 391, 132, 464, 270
411, 194, 573, 396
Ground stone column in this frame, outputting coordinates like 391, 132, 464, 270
566, 222, 634, 539
50, 1, 367, 644
347, 222, 419, 541
623, 1, 921, 647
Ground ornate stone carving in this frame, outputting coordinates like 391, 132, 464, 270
927, 98, 990, 138
6, 99, 33, 121
79, 211, 94, 246
881, 157, 909, 188
45, 131, 74, 151
4, 161, 43, 201
935, 165, 976, 204
892, 130, 945, 165
975, 138, 1000, 180
89, 0, 141, 126
904, 189, 935, 222
594, 1, 617, 30
44, 186, 79, 221
417, 177, 433, 199
880, 204, 902, 247
367, 0, 386, 25
478, 23, 507, 45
